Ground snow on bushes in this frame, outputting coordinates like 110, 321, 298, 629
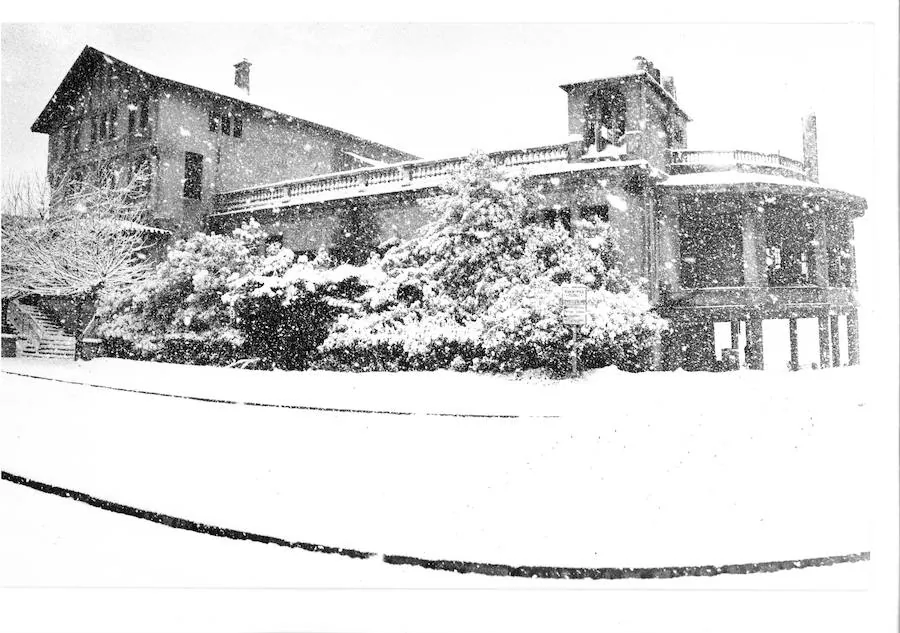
223, 247, 383, 370
98, 221, 384, 369
96, 221, 266, 364
314, 152, 666, 375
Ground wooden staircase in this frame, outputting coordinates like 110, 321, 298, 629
5, 301, 77, 359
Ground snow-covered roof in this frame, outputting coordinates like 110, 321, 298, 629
659, 170, 867, 210
31, 46, 418, 161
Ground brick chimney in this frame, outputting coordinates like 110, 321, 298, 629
234, 59, 251, 95
802, 111, 819, 183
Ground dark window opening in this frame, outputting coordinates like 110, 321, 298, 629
109, 107, 118, 139
680, 211, 744, 288
584, 88, 627, 152
128, 109, 137, 135
99, 114, 107, 141
139, 97, 150, 130
208, 108, 219, 133
91, 117, 98, 144
233, 114, 243, 138
183, 152, 203, 200
222, 112, 232, 136
72, 124, 81, 152
582, 203, 610, 223
765, 206, 816, 287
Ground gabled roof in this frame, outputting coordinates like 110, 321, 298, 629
31, 46, 419, 161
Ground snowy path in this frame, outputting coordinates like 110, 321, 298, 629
0, 357, 875, 583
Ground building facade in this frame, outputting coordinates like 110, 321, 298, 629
30, 49, 866, 371
31, 46, 418, 235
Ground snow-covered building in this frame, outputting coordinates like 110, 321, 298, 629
31, 46, 418, 235
31, 49, 865, 371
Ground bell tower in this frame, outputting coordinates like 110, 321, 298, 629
560, 56, 689, 169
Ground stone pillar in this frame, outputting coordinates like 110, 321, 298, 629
847, 308, 860, 365
818, 314, 832, 368
746, 315, 764, 370
789, 317, 799, 371
730, 320, 740, 350
813, 212, 829, 287
742, 201, 765, 287
830, 314, 841, 367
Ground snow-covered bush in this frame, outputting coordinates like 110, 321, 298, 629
314, 153, 665, 375
96, 222, 266, 364
224, 248, 384, 370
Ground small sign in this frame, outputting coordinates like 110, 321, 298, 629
561, 283, 588, 305
561, 283, 588, 326
563, 307, 587, 326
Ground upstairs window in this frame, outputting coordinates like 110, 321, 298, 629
108, 106, 118, 139
91, 116, 98, 144
209, 107, 244, 138
139, 96, 150, 130
72, 124, 82, 152
183, 152, 203, 200
128, 108, 137, 135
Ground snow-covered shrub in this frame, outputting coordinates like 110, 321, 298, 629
315, 152, 665, 375
96, 221, 266, 364
224, 248, 384, 370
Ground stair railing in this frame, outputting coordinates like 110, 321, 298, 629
7, 301, 46, 349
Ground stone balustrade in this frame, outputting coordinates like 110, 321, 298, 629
213, 144, 569, 216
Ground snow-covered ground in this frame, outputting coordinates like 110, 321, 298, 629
2, 357, 894, 631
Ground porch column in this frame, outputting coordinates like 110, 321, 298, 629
742, 202, 765, 287
830, 314, 841, 367
847, 308, 860, 365
818, 314, 832, 368
730, 320, 740, 350
789, 317, 799, 371
746, 314, 764, 370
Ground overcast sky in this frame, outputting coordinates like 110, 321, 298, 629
0, 22, 877, 198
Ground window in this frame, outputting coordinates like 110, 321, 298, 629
91, 116, 98, 144
72, 124, 81, 152
183, 152, 203, 200
209, 107, 243, 138
139, 96, 150, 130
128, 109, 137, 135
99, 113, 107, 141
109, 107, 118, 139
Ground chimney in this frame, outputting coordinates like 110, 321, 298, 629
802, 111, 819, 183
234, 59, 251, 95
662, 75, 676, 98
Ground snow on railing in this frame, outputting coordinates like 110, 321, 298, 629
7, 301, 45, 348
213, 144, 569, 215
669, 149, 806, 174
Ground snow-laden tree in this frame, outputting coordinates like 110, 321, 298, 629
2, 168, 157, 359
317, 152, 666, 374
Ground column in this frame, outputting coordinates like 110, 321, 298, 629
847, 308, 860, 365
789, 317, 799, 371
830, 314, 841, 367
746, 314, 764, 370
818, 313, 832, 368
742, 202, 765, 287
730, 320, 740, 349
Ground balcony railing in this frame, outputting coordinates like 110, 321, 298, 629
668, 149, 807, 175
213, 144, 570, 216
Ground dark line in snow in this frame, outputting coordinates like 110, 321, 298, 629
0, 370, 557, 419
2, 471, 870, 580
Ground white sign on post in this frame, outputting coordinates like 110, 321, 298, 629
561, 283, 588, 326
